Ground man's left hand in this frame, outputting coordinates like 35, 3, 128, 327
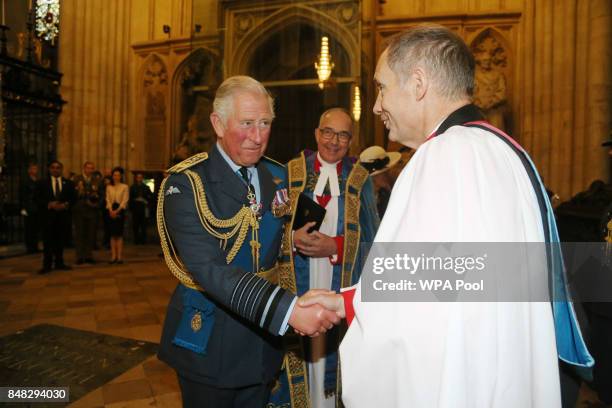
295, 230, 337, 258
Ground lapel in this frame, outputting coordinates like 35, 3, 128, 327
257, 160, 276, 211
46, 177, 54, 198
206, 145, 250, 205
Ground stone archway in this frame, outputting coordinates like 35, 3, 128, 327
245, 21, 353, 162
226, 3, 360, 80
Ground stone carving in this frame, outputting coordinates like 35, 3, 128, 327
337, 2, 358, 25
174, 112, 214, 161
143, 56, 168, 117
33, 38, 50, 68
236, 14, 254, 35
16, 32, 26, 60
179, 51, 218, 89
142, 55, 168, 168
472, 32, 508, 132
173, 50, 220, 162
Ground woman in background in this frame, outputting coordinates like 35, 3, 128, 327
106, 167, 129, 263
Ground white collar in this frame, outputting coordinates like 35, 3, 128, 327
314, 153, 341, 197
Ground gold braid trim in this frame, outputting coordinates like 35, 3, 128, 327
184, 170, 259, 268
279, 152, 307, 294
278, 152, 310, 408
341, 163, 369, 288
157, 175, 202, 290
167, 152, 209, 173
157, 166, 260, 291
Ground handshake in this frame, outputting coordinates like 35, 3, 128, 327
288, 289, 347, 337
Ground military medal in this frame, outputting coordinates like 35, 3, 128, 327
272, 188, 291, 217
247, 190, 263, 219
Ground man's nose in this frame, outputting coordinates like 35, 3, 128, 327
249, 126, 263, 144
373, 93, 382, 115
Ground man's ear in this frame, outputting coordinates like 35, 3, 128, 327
412, 67, 428, 101
210, 112, 225, 138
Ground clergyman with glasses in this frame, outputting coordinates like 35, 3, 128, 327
269, 108, 379, 408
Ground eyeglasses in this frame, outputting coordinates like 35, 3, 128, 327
318, 127, 352, 143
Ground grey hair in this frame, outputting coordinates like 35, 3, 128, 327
213, 76, 275, 125
386, 24, 475, 100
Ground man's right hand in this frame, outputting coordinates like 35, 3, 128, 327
299, 289, 346, 319
289, 289, 341, 337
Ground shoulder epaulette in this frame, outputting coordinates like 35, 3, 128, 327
262, 156, 285, 168
166, 152, 208, 174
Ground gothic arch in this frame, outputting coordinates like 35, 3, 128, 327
229, 4, 360, 79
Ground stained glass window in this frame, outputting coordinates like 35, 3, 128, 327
35, 0, 60, 44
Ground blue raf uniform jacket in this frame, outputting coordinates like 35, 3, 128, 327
157, 145, 296, 388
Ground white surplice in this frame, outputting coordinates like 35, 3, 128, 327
339, 125, 561, 407
309, 155, 340, 408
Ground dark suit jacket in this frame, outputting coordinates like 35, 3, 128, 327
36, 177, 76, 228
20, 177, 39, 215
158, 146, 294, 388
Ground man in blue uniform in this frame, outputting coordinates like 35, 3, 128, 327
157, 76, 340, 408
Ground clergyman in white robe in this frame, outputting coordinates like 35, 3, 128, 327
339, 122, 561, 408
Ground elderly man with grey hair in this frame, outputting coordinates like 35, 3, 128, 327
299, 25, 592, 407
157, 75, 340, 408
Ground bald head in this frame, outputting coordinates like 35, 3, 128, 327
318, 108, 354, 133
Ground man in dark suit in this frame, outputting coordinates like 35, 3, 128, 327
157, 76, 340, 408
37, 160, 76, 274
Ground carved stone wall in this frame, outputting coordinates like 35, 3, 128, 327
57, 0, 133, 174
373, 13, 520, 147
519, 0, 610, 198
171, 48, 221, 162
58, 0, 206, 175
369, 2, 610, 197
57, 0, 609, 196
142, 55, 168, 169
471, 29, 511, 133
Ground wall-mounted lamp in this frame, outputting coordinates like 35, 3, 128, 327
315, 36, 334, 89
194, 24, 202, 33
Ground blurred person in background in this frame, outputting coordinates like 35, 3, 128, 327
129, 172, 152, 244
73, 161, 101, 264
100, 175, 112, 249
21, 163, 40, 253
105, 167, 129, 263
